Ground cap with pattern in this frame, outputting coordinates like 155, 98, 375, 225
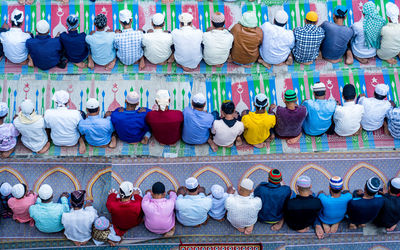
211, 12, 225, 23
211, 184, 224, 199
296, 175, 311, 188
375, 84, 389, 96
119, 181, 134, 198
269, 169, 282, 184
284, 89, 297, 102
240, 178, 254, 190
94, 216, 110, 230
366, 177, 380, 194
254, 93, 268, 108
312, 82, 326, 92
329, 176, 343, 190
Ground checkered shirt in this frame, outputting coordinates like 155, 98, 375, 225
387, 107, 400, 139
114, 29, 144, 65
292, 24, 325, 63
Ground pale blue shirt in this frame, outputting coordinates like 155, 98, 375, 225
175, 193, 212, 226
208, 193, 228, 220
85, 31, 116, 66
29, 197, 70, 233
78, 115, 114, 146
302, 99, 336, 136
182, 107, 214, 145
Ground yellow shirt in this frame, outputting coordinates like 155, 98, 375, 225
242, 112, 276, 145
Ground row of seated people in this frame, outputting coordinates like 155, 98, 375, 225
1, 2, 400, 72
0, 80, 398, 157
1, 171, 399, 246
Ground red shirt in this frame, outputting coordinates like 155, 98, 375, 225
106, 193, 143, 236
145, 110, 184, 145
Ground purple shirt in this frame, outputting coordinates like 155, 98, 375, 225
274, 106, 307, 137
141, 192, 177, 234
0, 123, 19, 151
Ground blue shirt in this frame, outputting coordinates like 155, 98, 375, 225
29, 197, 70, 233
182, 107, 214, 145
60, 30, 89, 63
26, 35, 62, 70
111, 107, 151, 143
293, 24, 325, 63
78, 115, 114, 146
175, 193, 212, 226
302, 99, 336, 136
347, 195, 384, 225
85, 31, 116, 66
318, 192, 352, 225
114, 29, 143, 65
208, 193, 228, 220
320, 21, 353, 60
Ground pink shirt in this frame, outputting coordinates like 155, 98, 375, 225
8, 193, 38, 223
141, 192, 177, 234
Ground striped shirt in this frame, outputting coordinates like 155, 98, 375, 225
114, 29, 143, 65
293, 24, 325, 63
387, 107, 400, 139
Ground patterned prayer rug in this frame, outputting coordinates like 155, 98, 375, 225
179, 243, 263, 250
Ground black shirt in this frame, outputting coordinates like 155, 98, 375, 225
373, 194, 400, 228
284, 194, 322, 230
347, 195, 384, 225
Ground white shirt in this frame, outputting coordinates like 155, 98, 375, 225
44, 107, 82, 146
61, 206, 98, 243
359, 96, 392, 131
259, 22, 295, 65
142, 29, 173, 64
13, 116, 48, 152
202, 29, 233, 65
172, 26, 203, 69
0, 28, 31, 63
351, 20, 376, 59
333, 101, 364, 136
225, 193, 262, 228
211, 119, 244, 147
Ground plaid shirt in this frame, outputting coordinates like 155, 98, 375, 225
292, 24, 325, 63
387, 107, 400, 139
114, 29, 143, 65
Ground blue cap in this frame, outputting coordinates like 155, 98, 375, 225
334, 5, 348, 18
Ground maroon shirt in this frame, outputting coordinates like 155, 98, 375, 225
145, 110, 184, 145
274, 105, 307, 138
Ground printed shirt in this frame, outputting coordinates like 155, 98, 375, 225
142, 29, 173, 64
141, 192, 177, 234
259, 22, 295, 65
26, 35, 62, 70
225, 193, 262, 228
202, 29, 234, 65
293, 24, 325, 63
171, 26, 203, 69
0, 28, 31, 63
182, 107, 214, 145
114, 29, 144, 65
175, 193, 212, 226
8, 193, 38, 223
78, 115, 114, 146
302, 99, 336, 136
29, 197, 70, 233
333, 101, 364, 136
60, 30, 89, 63
62, 206, 98, 242
0, 123, 19, 151
358, 97, 391, 131
386, 107, 400, 138
85, 31, 116, 66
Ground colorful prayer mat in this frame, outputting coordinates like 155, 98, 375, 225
179, 243, 263, 250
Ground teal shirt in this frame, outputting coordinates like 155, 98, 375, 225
29, 197, 70, 233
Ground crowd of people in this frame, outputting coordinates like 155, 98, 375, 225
1, 79, 399, 157
1, 171, 399, 246
0, 2, 399, 71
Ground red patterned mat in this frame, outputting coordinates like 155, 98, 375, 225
179, 242, 263, 250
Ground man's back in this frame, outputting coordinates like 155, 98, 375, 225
85, 31, 115, 66
318, 192, 352, 225
60, 30, 88, 63
293, 24, 325, 63
225, 193, 262, 228
302, 99, 336, 136
373, 194, 400, 228
259, 22, 294, 65
377, 23, 400, 60
242, 112, 276, 145
320, 21, 353, 60
44, 107, 82, 146
333, 101, 364, 136
230, 24, 263, 64
284, 194, 322, 230
275, 105, 307, 137
145, 109, 183, 145
111, 107, 150, 143
172, 26, 202, 68
142, 30, 173, 64
26, 35, 62, 70
254, 182, 291, 222
175, 193, 212, 226
351, 20, 376, 58
182, 107, 214, 145
202, 29, 234, 65
0, 28, 31, 63
386, 107, 400, 138
114, 29, 143, 65
62, 207, 98, 242
347, 195, 384, 225
79, 115, 114, 146
359, 97, 391, 131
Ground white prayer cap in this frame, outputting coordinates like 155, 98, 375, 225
126, 91, 140, 104
152, 13, 165, 26
386, 2, 399, 24
185, 177, 198, 190
20, 99, 34, 118
86, 98, 99, 109
192, 93, 206, 105
275, 10, 289, 24
11, 9, 24, 25
391, 178, 400, 189
155, 89, 170, 111
119, 181, 134, 198
211, 184, 224, 199
0, 182, 12, 196
38, 184, 53, 200
312, 82, 326, 92
52, 90, 69, 106
374, 84, 389, 96
119, 9, 133, 23
179, 13, 193, 25
240, 178, 254, 190
36, 20, 50, 34
0, 102, 9, 117
12, 184, 25, 199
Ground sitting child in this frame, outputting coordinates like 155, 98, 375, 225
0, 102, 19, 158
0, 182, 13, 218
208, 184, 229, 221
92, 216, 121, 246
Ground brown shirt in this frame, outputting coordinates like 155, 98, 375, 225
230, 24, 263, 65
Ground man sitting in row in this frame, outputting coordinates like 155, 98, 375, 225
377, 3, 400, 64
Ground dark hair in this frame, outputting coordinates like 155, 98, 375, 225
0, 114, 6, 119
297, 186, 310, 192
87, 107, 99, 114
152, 182, 166, 194
389, 180, 400, 195
121, 20, 130, 26
333, 14, 345, 20
274, 20, 286, 27
314, 90, 326, 97
41, 197, 53, 203
12, 21, 23, 28
153, 22, 164, 28
374, 92, 386, 100
343, 84, 356, 100
305, 20, 317, 25
180, 22, 192, 26
192, 101, 206, 109
22, 183, 27, 196
212, 21, 225, 28
330, 188, 341, 194
221, 101, 235, 115
187, 187, 198, 193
